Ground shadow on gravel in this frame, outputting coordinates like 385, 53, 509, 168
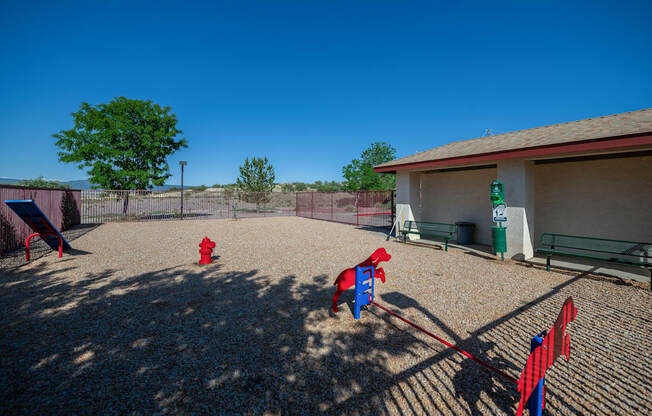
374, 291, 519, 415
1, 262, 650, 415
0, 262, 428, 414
331, 272, 652, 415
462, 250, 498, 261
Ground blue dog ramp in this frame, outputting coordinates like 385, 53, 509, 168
4, 200, 71, 251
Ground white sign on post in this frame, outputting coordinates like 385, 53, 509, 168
493, 203, 507, 222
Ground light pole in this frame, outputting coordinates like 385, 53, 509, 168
179, 161, 187, 219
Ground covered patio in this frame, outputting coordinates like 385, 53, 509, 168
376, 109, 652, 284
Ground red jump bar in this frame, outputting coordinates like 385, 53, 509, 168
371, 300, 518, 384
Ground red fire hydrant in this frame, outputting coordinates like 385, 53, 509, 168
198, 237, 216, 265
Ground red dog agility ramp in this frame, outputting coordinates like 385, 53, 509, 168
4, 199, 71, 261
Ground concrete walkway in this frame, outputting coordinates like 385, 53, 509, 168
526, 253, 651, 285
399, 237, 650, 285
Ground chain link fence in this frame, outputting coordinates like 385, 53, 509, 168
296, 190, 394, 228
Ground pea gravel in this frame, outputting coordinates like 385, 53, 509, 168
1, 217, 650, 415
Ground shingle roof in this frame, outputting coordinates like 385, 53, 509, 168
375, 108, 652, 169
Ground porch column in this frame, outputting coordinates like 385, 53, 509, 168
497, 160, 535, 259
395, 171, 421, 238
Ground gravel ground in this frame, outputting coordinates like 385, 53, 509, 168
1, 216, 650, 415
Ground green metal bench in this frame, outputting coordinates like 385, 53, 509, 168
538, 233, 652, 290
400, 220, 458, 251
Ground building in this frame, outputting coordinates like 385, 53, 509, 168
374, 108, 652, 262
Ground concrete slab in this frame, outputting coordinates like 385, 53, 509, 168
526, 253, 651, 285
395, 237, 651, 286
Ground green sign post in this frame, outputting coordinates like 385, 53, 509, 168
491, 180, 507, 261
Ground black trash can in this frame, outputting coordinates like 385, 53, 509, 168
455, 222, 475, 245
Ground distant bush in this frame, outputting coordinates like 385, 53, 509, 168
313, 180, 343, 192
279, 181, 342, 192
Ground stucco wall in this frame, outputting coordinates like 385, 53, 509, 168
498, 160, 535, 259
395, 171, 423, 239
534, 155, 652, 245
420, 167, 496, 245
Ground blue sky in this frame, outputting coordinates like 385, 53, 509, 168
1, 0, 650, 186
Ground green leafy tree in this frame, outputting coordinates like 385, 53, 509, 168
342, 142, 396, 190
19, 176, 71, 189
236, 157, 276, 211
53, 97, 187, 214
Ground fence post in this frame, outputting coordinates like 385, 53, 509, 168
331, 193, 333, 220
356, 192, 359, 226
311, 192, 314, 219
391, 190, 395, 233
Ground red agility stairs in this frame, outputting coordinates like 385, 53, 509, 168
331, 248, 390, 313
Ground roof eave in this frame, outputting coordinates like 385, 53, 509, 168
374, 133, 652, 173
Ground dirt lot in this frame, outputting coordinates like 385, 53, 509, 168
1, 217, 650, 415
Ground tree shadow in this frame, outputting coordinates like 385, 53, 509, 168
2, 260, 649, 415
379, 291, 519, 414
0, 262, 427, 414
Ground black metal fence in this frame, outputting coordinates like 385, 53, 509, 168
296, 190, 394, 228
81, 190, 296, 224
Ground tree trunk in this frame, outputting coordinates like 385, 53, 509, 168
122, 192, 129, 216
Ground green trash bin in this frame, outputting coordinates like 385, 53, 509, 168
455, 222, 475, 245
492, 226, 507, 254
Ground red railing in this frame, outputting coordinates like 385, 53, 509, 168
296, 190, 394, 228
